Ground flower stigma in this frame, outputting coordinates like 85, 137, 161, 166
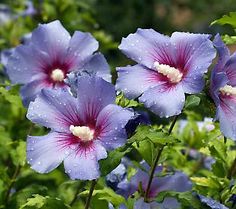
154, 61, 183, 83
69, 125, 94, 142
219, 84, 236, 96
51, 69, 65, 82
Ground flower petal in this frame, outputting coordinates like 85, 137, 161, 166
31, 20, 71, 60
27, 88, 80, 133
76, 76, 116, 123
139, 84, 185, 117
96, 104, 133, 150
171, 32, 216, 94
134, 198, 158, 209
156, 198, 180, 209
156, 171, 192, 193
64, 141, 107, 180
116, 65, 163, 99
224, 53, 236, 86
65, 31, 98, 68
80, 53, 111, 82
119, 28, 173, 69
213, 34, 230, 73
6, 44, 48, 84
27, 132, 71, 173
217, 97, 236, 140
20, 77, 51, 107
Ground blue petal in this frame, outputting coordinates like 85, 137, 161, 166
119, 28, 172, 69
171, 32, 216, 94
96, 104, 133, 150
81, 53, 111, 82
63, 141, 107, 180
27, 88, 79, 133
116, 65, 162, 99
27, 132, 71, 174
31, 20, 71, 60
76, 76, 116, 123
139, 84, 185, 117
198, 195, 229, 209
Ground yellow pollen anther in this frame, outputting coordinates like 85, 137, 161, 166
219, 85, 236, 96
51, 69, 64, 82
69, 125, 94, 142
154, 61, 183, 83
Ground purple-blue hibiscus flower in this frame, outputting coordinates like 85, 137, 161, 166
6, 20, 111, 106
117, 162, 192, 209
116, 29, 216, 117
26, 76, 133, 180
210, 34, 236, 140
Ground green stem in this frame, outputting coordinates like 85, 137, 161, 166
228, 157, 236, 179
5, 165, 21, 204
69, 182, 85, 206
85, 179, 97, 209
144, 115, 179, 202
224, 136, 227, 144
144, 146, 164, 202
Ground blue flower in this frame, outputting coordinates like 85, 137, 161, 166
26, 76, 133, 180
198, 195, 229, 209
6, 20, 111, 106
117, 162, 192, 209
116, 29, 216, 117
210, 34, 236, 140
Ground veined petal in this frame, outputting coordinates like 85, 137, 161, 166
134, 198, 158, 209
27, 88, 80, 133
20, 76, 52, 107
119, 28, 174, 69
64, 141, 107, 180
116, 65, 163, 99
156, 171, 192, 193
224, 53, 236, 86
170, 32, 216, 93
76, 76, 116, 124
213, 34, 230, 73
31, 20, 71, 60
139, 84, 185, 117
6, 44, 48, 84
65, 31, 98, 68
80, 53, 111, 82
217, 96, 236, 140
96, 104, 133, 150
27, 132, 71, 174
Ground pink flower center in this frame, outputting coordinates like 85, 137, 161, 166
154, 61, 183, 83
69, 125, 94, 142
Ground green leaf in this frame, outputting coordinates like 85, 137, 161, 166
20, 194, 70, 209
190, 177, 221, 188
222, 34, 236, 44
134, 139, 155, 165
10, 141, 26, 166
184, 95, 201, 110
93, 188, 125, 206
116, 93, 139, 108
212, 12, 236, 28
99, 146, 132, 176
156, 191, 204, 209
128, 125, 179, 145
211, 161, 227, 177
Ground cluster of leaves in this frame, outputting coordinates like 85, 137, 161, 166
212, 12, 236, 44
1, 1, 236, 209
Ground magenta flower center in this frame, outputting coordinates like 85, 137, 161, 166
154, 61, 183, 83
219, 84, 236, 96
50, 68, 65, 82
69, 125, 94, 142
